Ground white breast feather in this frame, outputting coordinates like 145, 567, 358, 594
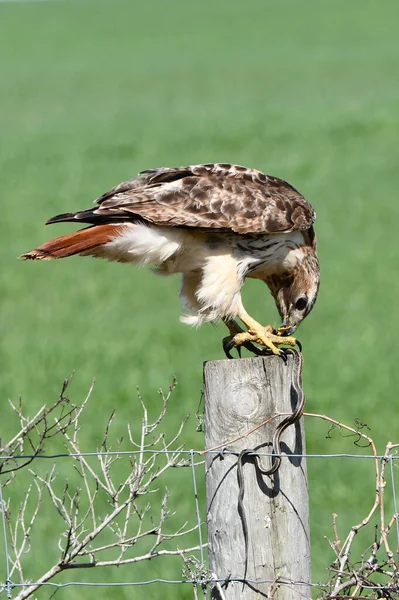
182, 254, 243, 326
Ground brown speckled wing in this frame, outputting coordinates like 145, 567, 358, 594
92, 163, 315, 234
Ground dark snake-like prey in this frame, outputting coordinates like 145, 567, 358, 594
237, 348, 306, 584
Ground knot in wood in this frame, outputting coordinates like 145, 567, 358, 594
218, 373, 270, 435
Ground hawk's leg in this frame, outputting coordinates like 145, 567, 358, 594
225, 309, 297, 356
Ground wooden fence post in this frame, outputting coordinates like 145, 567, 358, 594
204, 355, 310, 599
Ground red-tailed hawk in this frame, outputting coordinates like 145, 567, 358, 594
22, 163, 319, 356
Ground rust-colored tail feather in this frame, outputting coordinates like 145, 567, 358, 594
21, 225, 121, 260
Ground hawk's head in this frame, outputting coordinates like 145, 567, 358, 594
266, 253, 320, 335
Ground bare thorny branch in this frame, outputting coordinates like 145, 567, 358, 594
0, 376, 205, 600
0, 375, 79, 477
307, 415, 399, 599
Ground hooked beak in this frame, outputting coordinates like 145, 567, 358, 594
279, 321, 297, 337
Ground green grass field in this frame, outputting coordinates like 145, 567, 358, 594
1, 0, 399, 597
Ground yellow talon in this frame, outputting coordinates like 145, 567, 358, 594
230, 324, 296, 355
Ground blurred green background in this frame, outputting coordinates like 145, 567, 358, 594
1, 0, 399, 597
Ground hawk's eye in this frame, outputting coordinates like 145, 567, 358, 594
295, 296, 308, 311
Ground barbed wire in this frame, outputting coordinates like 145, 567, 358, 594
1, 449, 398, 461
0, 577, 330, 589
0, 574, 397, 592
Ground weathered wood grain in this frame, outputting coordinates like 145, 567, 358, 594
204, 355, 310, 599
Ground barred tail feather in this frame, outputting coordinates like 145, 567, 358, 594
21, 225, 122, 261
